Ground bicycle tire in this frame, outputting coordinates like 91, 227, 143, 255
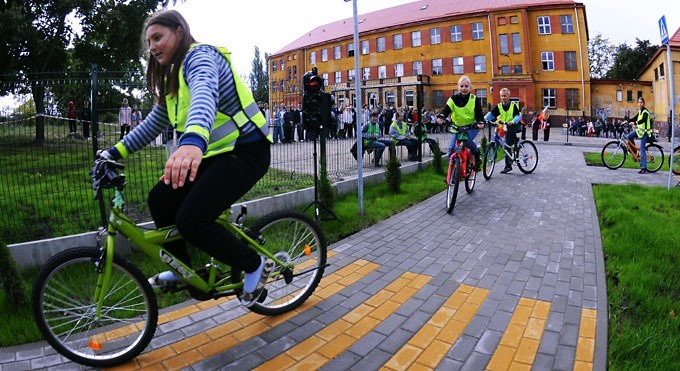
644, 143, 664, 173
247, 210, 327, 316
673, 146, 680, 175
446, 157, 461, 214
483, 142, 496, 180
465, 153, 476, 193
516, 140, 539, 174
32, 247, 158, 367
601, 141, 626, 169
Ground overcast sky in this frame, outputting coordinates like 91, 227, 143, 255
171, 0, 680, 75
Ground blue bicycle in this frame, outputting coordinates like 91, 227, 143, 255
483, 121, 538, 180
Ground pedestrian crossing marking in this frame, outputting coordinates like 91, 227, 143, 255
382, 284, 489, 370
486, 298, 551, 370
255, 272, 432, 370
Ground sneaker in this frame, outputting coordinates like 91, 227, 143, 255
240, 257, 275, 307
501, 167, 512, 174
148, 271, 180, 289
638, 169, 648, 174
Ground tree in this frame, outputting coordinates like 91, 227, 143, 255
249, 46, 269, 104
0, 0, 177, 144
606, 39, 659, 80
588, 33, 616, 79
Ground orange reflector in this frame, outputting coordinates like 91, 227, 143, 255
304, 245, 312, 256
88, 339, 102, 350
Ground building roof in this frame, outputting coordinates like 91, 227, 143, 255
637, 26, 680, 79
671, 26, 680, 47
274, 0, 582, 55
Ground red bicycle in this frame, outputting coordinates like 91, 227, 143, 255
446, 125, 477, 214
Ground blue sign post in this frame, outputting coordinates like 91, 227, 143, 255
659, 15, 669, 44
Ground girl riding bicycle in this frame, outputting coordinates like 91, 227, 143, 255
436, 75, 485, 170
626, 96, 653, 174
484, 87, 521, 173
98, 10, 273, 306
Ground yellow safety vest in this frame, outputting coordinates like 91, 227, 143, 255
166, 43, 272, 158
446, 94, 476, 133
635, 108, 652, 138
498, 102, 518, 124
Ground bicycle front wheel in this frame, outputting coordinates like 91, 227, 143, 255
673, 146, 680, 175
483, 142, 497, 180
465, 153, 476, 193
248, 211, 327, 316
516, 140, 538, 174
644, 143, 664, 173
446, 156, 461, 214
601, 141, 626, 169
32, 247, 157, 367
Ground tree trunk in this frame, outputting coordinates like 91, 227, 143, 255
31, 82, 46, 145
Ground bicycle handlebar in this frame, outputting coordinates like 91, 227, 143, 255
91, 158, 126, 199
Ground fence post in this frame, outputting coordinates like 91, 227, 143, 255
91, 64, 107, 227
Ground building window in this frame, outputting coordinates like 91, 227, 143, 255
514, 65, 523, 74
498, 17, 506, 26
566, 88, 579, 109
560, 14, 574, 34
637, 91, 643, 100
542, 88, 556, 108
474, 55, 486, 73
413, 61, 422, 75
660, 62, 665, 77
626, 90, 633, 102
362, 67, 371, 80
377, 37, 386, 52
361, 40, 369, 55
393, 34, 403, 50
411, 31, 422, 47
450, 25, 462, 42
394, 63, 404, 77
334, 71, 342, 83
348, 69, 356, 81
564, 51, 577, 71
538, 16, 551, 34
452, 57, 464, 74
347, 43, 354, 57
472, 22, 484, 40
510, 16, 519, 24
322, 73, 329, 86
385, 91, 396, 106
272, 60, 277, 72
405, 91, 414, 106
321, 49, 328, 62
334, 46, 341, 60
617, 90, 623, 102
280, 59, 285, 69
434, 90, 444, 108
512, 33, 521, 53
378, 65, 387, 78
541, 51, 555, 71
271, 81, 277, 92
432, 59, 443, 75
309, 51, 316, 65
499, 34, 509, 55
430, 28, 441, 44
500, 65, 511, 75
475, 89, 487, 107
654, 68, 659, 80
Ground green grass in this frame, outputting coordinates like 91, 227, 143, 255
593, 184, 680, 370
584, 152, 672, 172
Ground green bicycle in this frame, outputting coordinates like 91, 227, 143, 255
31, 158, 328, 367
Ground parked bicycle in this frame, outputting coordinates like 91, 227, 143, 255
446, 125, 478, 214
31, 158, 328, 367
482, 121, 539, 180
601, 131, 664, 172
672, 145, 680, 176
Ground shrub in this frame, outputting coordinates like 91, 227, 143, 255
0, 242, 27, 308
385, 144, 402, 192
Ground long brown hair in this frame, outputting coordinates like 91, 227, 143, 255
142, 10, 196, 104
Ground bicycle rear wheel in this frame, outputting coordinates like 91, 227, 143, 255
601, 141, 626, 169
32, 247, 157, 367
516, 140, 538, 174
644, 143, 664, 173
483, 142, 497, 180
465, 153, 476, 193
673, 146, 680, 175
446, 157, 461, 214
247, 211, 327, 316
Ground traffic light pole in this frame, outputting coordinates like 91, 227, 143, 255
303, 130, 338, 223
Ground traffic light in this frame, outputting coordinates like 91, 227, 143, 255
302, 67, 332, 133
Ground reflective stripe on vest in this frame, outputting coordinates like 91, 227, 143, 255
635, 108, 652, 138
446, 94, 476, 133
166, 44, 272, 158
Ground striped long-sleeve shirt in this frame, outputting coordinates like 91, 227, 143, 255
110, 44, 258, 159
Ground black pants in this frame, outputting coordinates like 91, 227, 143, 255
532, 121, 539, 141
68, 119, 77, 134
505, 124, 520, 168
120, 124, 131, 140
82, 122, 90, 139
148, 138, 271, 273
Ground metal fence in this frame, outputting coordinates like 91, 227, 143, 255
0, 70, 444, 244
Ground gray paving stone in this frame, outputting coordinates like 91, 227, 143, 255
352, 348, 392, 370
348, 331, 388, 356
320, 351, 362, 371
474, 330, 503, 355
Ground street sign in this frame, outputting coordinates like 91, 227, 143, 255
659, 15, 669, 44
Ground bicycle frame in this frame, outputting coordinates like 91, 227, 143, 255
92, 188, 292, 317
489, 126, 517, 162
447, 134, 472, 182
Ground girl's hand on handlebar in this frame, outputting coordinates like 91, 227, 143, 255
164, 145, 202, 189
